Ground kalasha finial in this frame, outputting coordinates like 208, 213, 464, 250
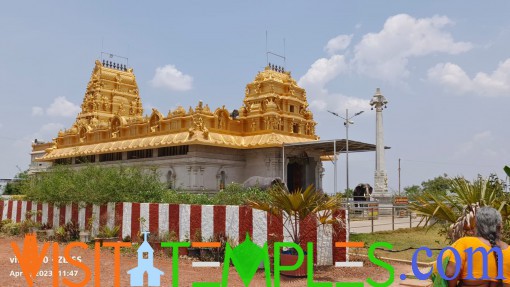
370, 88, 388, 110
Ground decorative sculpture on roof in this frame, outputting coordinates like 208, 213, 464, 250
37, 61, 319, 161
189, 115, 209, 139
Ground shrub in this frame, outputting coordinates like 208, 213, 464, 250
64, 222, 80, 241
98, 225, 120, 238
1, 222, 21, 236
55, 226, 67, 242
54, 221, 80, 242
0, 219, 12, 230
160, 183, 269, 206
22, 165, 167, 204
159, 231, 178, 242
22, 164, 270, 206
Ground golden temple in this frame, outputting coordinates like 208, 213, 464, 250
29, 60, 329, 191
35, 60, 318, 163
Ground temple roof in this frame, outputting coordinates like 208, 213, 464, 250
37, 62, 320, 161
38, 132, 314, 160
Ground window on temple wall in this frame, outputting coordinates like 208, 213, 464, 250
127, 149, 153, 160
293, 123, 299, 134
158, 145, 189, 157
99, 152, 122, 162
55, 158, 72, 165
220, 171, 226, 190
75, 155, 95, 164
289, 105, 294, 113
167, 170, 174, 189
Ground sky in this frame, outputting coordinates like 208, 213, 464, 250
1, 1, 510, 194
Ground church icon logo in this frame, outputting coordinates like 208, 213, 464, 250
127, 232, 164, 286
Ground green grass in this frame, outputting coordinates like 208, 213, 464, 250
349, 226, 448, 262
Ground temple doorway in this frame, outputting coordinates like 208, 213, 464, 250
287, 161, 305, 192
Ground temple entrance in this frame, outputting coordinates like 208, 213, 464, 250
287, 160, 305, 192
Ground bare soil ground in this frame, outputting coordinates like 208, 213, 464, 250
0, 235, 412, 286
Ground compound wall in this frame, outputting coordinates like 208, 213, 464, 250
0, 200, 347, 266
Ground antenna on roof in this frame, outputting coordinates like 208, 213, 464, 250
100, 51, 130, 71
266, 30, 268, 66
265, 31, 286, 70
283, 38, 287, 68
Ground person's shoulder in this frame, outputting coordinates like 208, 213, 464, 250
454, 236, 478, 245
498, 241, 510, 251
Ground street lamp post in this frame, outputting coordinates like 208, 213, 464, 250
327, 109, 364, 194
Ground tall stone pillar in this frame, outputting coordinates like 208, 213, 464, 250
370, 88, 389, 198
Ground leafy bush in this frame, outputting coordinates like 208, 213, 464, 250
4, 171, 28, 195
0, 219, 12, 230
54, 221, 80, 242
21, 164, 269, 206
22, 165, 167, 204
64, 221, 80, 241
1, 222, 21, 236
98, 225, 120, 238
161, 183, 269, 205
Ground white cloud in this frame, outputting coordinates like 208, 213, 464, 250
32, 107, 44, 116
299, 55, 368, 113
473, 59, 510, 96
427, 63, 473, 94
298, 55, 348, 87
324, 34, 353, 55
32, 97, 80, 117
46, 97, 81, 117
428, 59, 510, 96
298, 14, 473, 112
309, 95, 369, 113
36, 123, 64, 137
352, 14, 472, 82
151, 65, 193, 91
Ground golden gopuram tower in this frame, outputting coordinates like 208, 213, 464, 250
32, 60, 332, 192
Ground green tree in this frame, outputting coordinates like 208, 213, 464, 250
4, 171, 28, 195
421, 174, 450, 195
404, 174, 450, 200
339, 188, 353, 198
409, 175, 509, 242
403, 185, 421, 199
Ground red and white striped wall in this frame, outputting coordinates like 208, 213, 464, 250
0, 200, 346, 266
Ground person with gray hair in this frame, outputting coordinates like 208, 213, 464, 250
442, 206, 510, 287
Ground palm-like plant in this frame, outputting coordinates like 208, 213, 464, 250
248, 184, 343, 246
410, 176, 507, 242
